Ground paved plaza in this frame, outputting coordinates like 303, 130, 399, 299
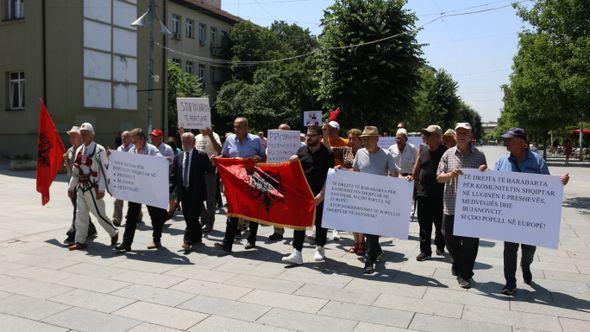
0, 146, 589, 331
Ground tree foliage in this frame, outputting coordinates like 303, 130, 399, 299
316, 0, 424, 128
498, 0, 590, 135
215, 21, 320, 132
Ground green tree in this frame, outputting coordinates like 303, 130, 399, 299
316, 0, 423, 128
167, 60, 205, 135
215, 21, 320, 132
499, 0, 590, 136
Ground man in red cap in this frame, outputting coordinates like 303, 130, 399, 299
150, 129, 177, 216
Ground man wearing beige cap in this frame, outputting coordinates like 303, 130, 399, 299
63, 126, 97, 244
436, 122, 487, 288
352, 126, 400, 274
442, 129, 457, 149
67, 122, 119, 250
414, 125, 446, 261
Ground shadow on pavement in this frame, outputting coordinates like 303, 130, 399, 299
563, 196, 590, 215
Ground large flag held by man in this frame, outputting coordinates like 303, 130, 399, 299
36, 99, 65, 205
215, 157, 315, 229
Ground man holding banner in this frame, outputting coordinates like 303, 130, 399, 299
116, 128, 170, 252
494, 128, 569, 295
352, 126, 402, 274
436, 122, 487, 289
282, 125, 335, 265
215, 117, 267, 254
195, 128, 222, 233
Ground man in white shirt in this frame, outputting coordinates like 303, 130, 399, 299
388, 128, 417, 176
195, 127, 222, 233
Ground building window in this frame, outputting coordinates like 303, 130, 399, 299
185, 61, 194, 74
210, 66, 216, 84
185, 19, 194, 39
198, 23, 207, 46
5, 0, 24, 20
172, 14, 181, 39
198, 64, 205, 87
172, 58, 181, 67
8, 72, 25, 110
210, 27, 217, 47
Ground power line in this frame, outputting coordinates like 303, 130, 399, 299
156, 0, 532, 67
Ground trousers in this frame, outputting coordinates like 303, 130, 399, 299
74, 188, 118, 244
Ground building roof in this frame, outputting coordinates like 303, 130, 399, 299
171, 0, 243, 24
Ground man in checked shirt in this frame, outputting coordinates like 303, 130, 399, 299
437, 122, 487, 289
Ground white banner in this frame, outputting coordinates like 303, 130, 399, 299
377, 137, 395, 150
177, 97, 211, 129
108, 150, 169, 209
323, 169, 413, 238
454, 169, 564, 249
266, 130, 301, 163
303, 111, 322, 127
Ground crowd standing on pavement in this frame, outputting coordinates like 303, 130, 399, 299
63, 114, 570, 296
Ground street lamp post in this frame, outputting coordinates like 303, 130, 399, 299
131, 0, 171, 141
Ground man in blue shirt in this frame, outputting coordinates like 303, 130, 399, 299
215, 117, 267, 254
495, 128, 569, 295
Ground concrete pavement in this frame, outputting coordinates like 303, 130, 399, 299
0, 146, 589, 331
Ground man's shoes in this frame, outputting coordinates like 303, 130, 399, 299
214, 243, 231, 255
416, 252, 431, 262
332, 229, 341, 241
68, 243, 87, 251
244, 242, 256, 250
268, 233, 284, 242
457, 276, 472, 289
115, 243, 131, 253
147, 242, 161, 249
364, 261, 375, 274
64, 235, 75, 245
522, 266, 533, 285
501, 284, 516, 296
314, 246, 325, 261
181, 243, 191, 253
111, 233, 119, 246
436, 248, 444, 256
282, 249, 303, 265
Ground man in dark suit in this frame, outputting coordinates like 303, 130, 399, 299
170, 132, 212, 253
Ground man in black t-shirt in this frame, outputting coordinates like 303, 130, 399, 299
282, 125, 335, 265
414, 125, 447, 261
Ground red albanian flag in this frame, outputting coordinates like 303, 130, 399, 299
215, 157, 316, 230
329, 107, 341, 121
36, 99, 66, 205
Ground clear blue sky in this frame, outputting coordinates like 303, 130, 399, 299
221, 0, 528, 122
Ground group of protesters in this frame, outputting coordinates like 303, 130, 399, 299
62, 115, 570, 296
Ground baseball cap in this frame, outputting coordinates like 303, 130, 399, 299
79, 123, 95, 135
501, 128, 527, 140
455, 122, 472, 131
421, 125, 442, 135
327, 121, 340, 131
150, 129, 164, 137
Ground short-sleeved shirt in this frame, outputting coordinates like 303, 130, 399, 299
222, 133, 266, 159
195, 132, 222, 158
417, 144, 447, 197
352, 148, 397, 176
297, 144, 335, 195
131, 143, 162, 157
494, 150, 550, 175
436, 145, 487, 215
388, 143, 417, 174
